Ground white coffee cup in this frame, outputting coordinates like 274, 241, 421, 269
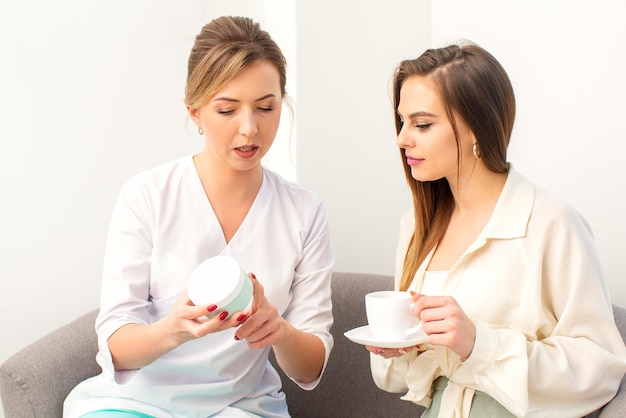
187, 255, 253, 319
365, 290, 420, 341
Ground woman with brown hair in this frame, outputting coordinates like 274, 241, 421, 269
367, 43, 626, 417
63, 16, 333, 417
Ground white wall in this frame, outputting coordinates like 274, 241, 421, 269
1, 0, 625, 413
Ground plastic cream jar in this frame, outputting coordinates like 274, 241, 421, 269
187, 255, 253, 319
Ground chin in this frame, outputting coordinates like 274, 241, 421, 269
410, 167, 447, 183
410, 168, 432, 182
234, 161, 262, 173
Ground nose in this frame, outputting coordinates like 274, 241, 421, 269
396, 123, 411, 148
239, 109, 258, 138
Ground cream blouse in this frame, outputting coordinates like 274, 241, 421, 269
370, 167, 626, 417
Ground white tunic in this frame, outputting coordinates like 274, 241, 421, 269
371, 167, 626, 417
64, 156, 334, 417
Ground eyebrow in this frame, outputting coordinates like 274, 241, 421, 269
398, 110, 438, 119
213, 93, 277, 103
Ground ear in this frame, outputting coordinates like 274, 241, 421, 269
187, 105, 200, 127
463, 127, 477, 150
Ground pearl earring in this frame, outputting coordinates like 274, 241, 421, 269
198, 127, 204, 135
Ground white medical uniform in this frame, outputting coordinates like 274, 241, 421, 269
64, 156, 334, 417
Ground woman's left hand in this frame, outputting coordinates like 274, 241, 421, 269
234, 273, 287, 349
411, 292, 476, 361
365, 345, 425, 359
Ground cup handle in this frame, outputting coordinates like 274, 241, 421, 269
404, 322, 424, 338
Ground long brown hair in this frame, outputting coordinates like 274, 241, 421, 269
184, 16, 287, 110
395, 42, 516, 291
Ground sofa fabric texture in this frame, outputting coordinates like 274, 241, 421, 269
1, 272, 625, 417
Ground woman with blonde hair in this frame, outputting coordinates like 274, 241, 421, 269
64, 16, 333, 417
366, 43, 626, 417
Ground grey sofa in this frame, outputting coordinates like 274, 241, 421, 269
1, 272, 625, 417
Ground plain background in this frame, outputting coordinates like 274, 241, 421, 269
1, 0, 625, 413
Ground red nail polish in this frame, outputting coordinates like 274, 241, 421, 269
234, 335, 240, 341
249, 273, 256, 280
207, 305, 218, 312
219, 311, 228, 321
236, 314, 246, 322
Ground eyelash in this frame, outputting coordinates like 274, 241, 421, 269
217, 107, 274, 115
398, 119, 432, 131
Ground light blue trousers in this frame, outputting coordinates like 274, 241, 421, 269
80, 410, 155, 418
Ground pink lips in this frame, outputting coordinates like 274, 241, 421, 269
406, 156, 424, 166
234, 145, 259, 159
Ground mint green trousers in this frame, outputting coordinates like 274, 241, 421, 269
420, 377, 516, 418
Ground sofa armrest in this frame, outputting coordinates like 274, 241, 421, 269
597, 374, 626, 418
0, 310, 100, 418
596, 305, 626, 417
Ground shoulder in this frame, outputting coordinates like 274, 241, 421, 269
129, 156, 192, 186
533, 185, 590, 230
519, 176, 595, 241
504, 167, 591, 233
116, 156, 193, 208
263, 168, 325, 213
122, 157, 192, 192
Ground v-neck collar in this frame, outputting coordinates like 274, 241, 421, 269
411, 165, 536, 292
187, 156, 270, 255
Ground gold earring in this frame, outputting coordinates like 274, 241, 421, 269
198, 127, 204, 135
472, 143, 480, 159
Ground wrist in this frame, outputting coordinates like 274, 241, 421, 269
274, 317, 294, 348
152, 317, 184, 352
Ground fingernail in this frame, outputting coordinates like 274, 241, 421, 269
207, 305, 218, 312
249, 273, 256, 280
410, 291, 416, 296
219, 311, 228, 321
234, 335, 240, 341
376, 350, 384, 354
236, 314, 246, 322
398, 349, 407, 355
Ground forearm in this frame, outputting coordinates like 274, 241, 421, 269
273, 320, 325, 383
108, 321, 179, 371
370, 350, 416, 393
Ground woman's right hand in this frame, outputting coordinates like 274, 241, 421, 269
109, 291, 248, 371
157, 290, 247, 347
410, 292, 476, 361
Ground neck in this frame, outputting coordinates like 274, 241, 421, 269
447, 161, 507, 214
193, 151, 263, 202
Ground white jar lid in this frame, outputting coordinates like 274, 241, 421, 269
187, 255, 245, 307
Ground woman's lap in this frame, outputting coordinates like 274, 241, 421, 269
420, 377, 515, 418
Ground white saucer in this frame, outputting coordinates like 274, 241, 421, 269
344, 325, 427, 349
